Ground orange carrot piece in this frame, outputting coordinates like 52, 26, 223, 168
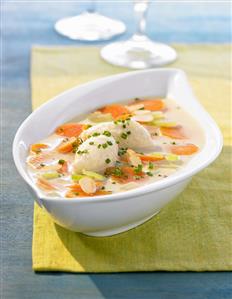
139, 154, 165, 162
115, 113, 132, 121
134, 99, 165, 111
106, 166, 144, 184
65, 189, 111, 198
58, 161, 68, 174
55, 123, 85, 137
67, 182, 109, 197
171, 144, 199, 155
99, 104, 129, 119
30, 143, 48, 154
57, 142, 73, 154
36, 178, 57, 191
160, 126, 186, 139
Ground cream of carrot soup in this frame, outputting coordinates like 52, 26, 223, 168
26, 98, 204, 198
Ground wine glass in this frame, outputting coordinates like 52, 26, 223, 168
101, 0, 177, 69
55, 1, 126, 41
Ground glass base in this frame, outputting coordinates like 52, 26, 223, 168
101, 35, 177, 69
55, 12, 126, 41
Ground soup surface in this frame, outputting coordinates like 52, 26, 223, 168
27, 97, 204, 198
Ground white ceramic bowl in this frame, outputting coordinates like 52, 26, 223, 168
13, 69, 222, 237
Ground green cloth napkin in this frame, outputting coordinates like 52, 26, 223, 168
31, 45, 232, 272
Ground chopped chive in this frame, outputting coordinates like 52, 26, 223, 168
89, 141, 94, 145
148, 162, 154, 170
120, 132, 128, 139
107, 141, 113, 146
105, 158, 111, 164
146, 172, 153, 177
92, 132, 100, 137
102, 143, 108, 149
98, 144, 101, 148
134, 164, 143, 174
103, 131, 111, 137
58, 159, 65, 165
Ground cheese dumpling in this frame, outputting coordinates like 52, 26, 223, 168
80, 119, 154, 150
73, 135, 118, 173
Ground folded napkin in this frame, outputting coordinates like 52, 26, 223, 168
31, 45, 232, 272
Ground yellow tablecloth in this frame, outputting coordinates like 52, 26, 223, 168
31, 45, 232, 272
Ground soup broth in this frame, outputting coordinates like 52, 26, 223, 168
27, 97, 204, 198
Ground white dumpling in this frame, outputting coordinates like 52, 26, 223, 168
80, 122, 116, 140
73, 135, 118, 173
80, 120, 154, 150
115, 119, 154, 149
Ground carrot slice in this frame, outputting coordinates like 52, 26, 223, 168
36, 178, 57, 191
66, 182, 109, 197
65, 189, 111, 198
160, 126, 186, 139
115, 113, 132, 121
55, 123, 85, 137
135, 99, 165, 111
139, 154, 165, 162
57, 137, 80, 154
58, 160, 68, 174
105, 166, 144, 183
99, 104, 129, 119
30, 143, 48, 154
171, 144, 199, 155
57, 141, 73, 154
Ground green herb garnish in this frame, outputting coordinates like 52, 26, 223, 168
134, 164, 143, 174
105, 158, 111, 164
103, 131, 111, 137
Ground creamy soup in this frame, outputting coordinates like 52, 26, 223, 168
27, 97, 204, 198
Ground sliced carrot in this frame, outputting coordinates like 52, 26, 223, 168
28, 153, 52, 169
139, 154, 165, 162
55, 123, 85, 137
68, 184, 83, 192
134, 99, 165, 111
65, 189, 111, 198
57, 141, 73, 154
66, 182, 109, 197
58, 161, 68, 174
160, 126, 186, 139
36, 178, 57, 191
30, 143, 48, 154
57, 137, 80, 154
99, 104, 129, 119
115, 113, 132, 121
171, 144, 199, 155
105, 166, 144, 183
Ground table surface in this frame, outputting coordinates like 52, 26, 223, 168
2, 2, 232, 299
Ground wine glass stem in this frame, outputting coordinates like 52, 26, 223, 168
133, 1, 149, 40
87, 0, 96, 13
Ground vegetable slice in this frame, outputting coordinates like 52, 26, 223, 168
79, 177, 97, 194
36, 178, 57, 191
135, 99, 165, 111
55, 123, 85, 137
160, 126, 186, 139
30, 143, 48, 154
58, 160, 68, 174
171, 144, 199, 155
42, 172, 60, 180
99, 104, 129, 119
57, 137, 80, 154
139, 153, 165, 162
82, 170, 106, 181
